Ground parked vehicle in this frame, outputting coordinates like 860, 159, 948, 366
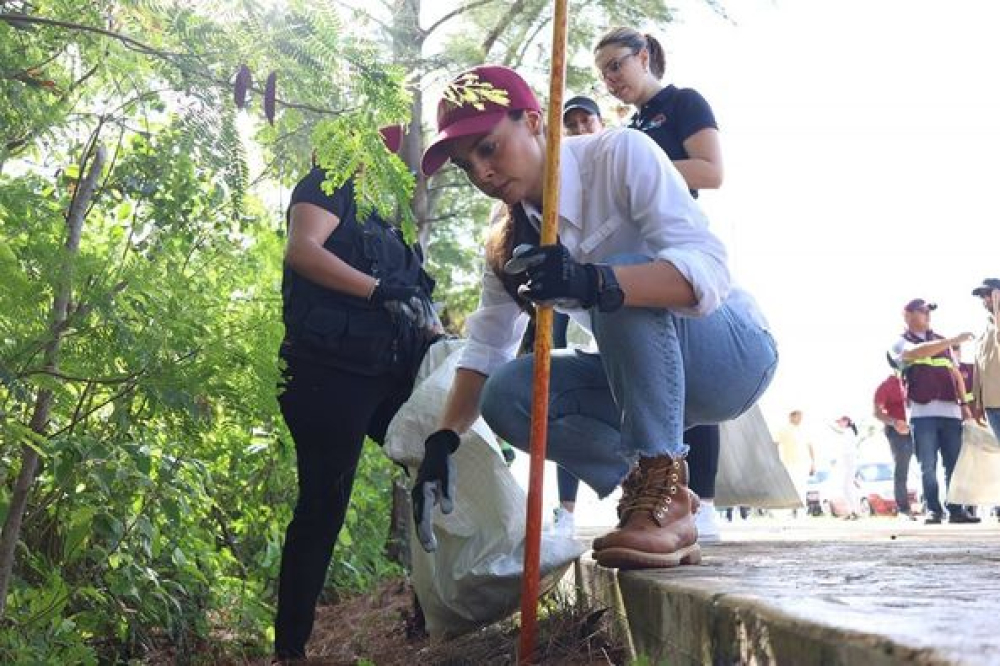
805, 468, 836, 516
805, 462, 919, 517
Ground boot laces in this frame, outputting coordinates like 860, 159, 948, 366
617, 459, 681, 527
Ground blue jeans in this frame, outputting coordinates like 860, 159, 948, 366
481, 259, 778, 497
884, 426, 914, 513
910, 416, 963, 515
986, 408, 1000, 440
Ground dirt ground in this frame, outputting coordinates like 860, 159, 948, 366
299, 578, 430, 665
244, 577, 624, 665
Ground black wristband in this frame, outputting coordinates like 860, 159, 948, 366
426, 429, 460, 454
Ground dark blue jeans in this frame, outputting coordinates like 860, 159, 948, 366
986, 408, 1000, 440
910, 417, 963, 515
884, 426, 914, 513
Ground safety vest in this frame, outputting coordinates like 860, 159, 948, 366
901, 330, 960, 405
281, 179, 436, 377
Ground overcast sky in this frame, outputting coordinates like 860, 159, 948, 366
411, 0, 1000, 433
646, 0, 1000, 430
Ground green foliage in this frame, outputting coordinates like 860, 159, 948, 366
0, 1, 413, 661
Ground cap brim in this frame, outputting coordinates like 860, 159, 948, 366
973, 287, 992, 297
421, 111, 507, 176
562, 104, 600, 121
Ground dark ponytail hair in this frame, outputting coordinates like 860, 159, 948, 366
838, 416, 858, 437
594, 27, 666, 80
484, 204, 537, 314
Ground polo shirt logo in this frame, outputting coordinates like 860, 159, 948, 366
634, 113, 667, 132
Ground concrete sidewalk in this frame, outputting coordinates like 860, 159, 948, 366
574, 518, 1000, 665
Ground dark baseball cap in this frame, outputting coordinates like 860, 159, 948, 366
971, 278, 1000, 297
422, 65, 541, 176
562, 95, 601, 122
904, 298, 937, 313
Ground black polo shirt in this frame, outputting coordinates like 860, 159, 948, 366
628, 84, 718, 198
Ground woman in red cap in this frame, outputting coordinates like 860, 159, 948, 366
410, 65, 777, 570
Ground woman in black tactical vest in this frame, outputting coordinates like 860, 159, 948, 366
595, 27, 726, 541
274, 127, 441, 660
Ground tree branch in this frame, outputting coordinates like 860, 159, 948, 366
0, 12, 351, 117
481, 0, 529, 58
423, 0, 496, 39
0, 13, 188, 58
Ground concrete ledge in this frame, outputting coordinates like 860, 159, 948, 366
574, 523, 1000, 665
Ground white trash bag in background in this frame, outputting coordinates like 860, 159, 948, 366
715, 404, 801, 509
384, 339, 584, 639
947, 421, 1000, 505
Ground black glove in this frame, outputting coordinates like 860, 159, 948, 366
504, 244, 599, 309
370, 280, 421, 306
412, 429, 460, 552
372, 281, 441, 332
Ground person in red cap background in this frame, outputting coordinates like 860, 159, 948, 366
889, 298, 977, 525
273, 126, 442, 659
971, 278, 1000, 441
595, 26, 728, 542
409, 65, 777, 570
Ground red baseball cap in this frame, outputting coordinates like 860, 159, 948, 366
421, 65, 541, 177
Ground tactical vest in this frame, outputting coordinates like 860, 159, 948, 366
901, 330, 960, 405
281, 181, 436, 377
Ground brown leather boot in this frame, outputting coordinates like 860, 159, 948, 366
591, 455, 701, 570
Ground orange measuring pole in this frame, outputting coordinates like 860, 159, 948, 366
517, 0, 569, 663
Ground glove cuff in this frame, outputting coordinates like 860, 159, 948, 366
426, 429, 461, 454
581, 263, 601, 309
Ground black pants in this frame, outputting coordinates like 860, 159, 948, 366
274, 359, 413, 659
687, 424, 720, 499
555, 423, 720, 503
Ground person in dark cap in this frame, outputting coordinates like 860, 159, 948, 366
562, 95, 604, 137
527, 94, 607, 536
888, 298, 977, 524
273, 125, 443, 659
971, 279, 1000, 440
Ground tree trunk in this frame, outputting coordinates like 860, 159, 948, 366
0, 144, 106, 619
385, 478, 412, 566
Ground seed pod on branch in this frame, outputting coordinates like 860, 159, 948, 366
264, 71, 277, 125
233, 64, 251, 109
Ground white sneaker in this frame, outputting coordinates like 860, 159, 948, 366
551, 507, 576, 537
695, 503, 721, 543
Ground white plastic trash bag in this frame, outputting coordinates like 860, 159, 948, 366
715, 404, 801, 509
947, 422, 1000, 505
384, 339, 584, 639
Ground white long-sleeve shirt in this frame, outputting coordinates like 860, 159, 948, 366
459, 127, 746, 376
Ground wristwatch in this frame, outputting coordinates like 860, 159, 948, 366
594, 264, 625, 312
